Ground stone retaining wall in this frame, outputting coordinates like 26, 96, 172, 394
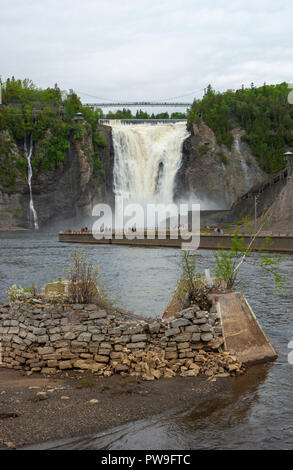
0, 301, 243, 380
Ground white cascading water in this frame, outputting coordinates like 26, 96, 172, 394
24, 135, 39, 229
111, 121, 190, 206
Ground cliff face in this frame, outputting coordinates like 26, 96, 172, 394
0, 119, 268, 231
269, 173, 293, 231
0, 124, 114, 230
174, 121, 266, 208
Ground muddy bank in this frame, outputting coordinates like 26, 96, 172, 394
0, 366, 234, 449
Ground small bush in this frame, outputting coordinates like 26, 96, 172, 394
217, 151, 228, 165
177, 251, 211, 310
7, 285, 28, 301
198, 145, 208, 155
63, 249, 112, 307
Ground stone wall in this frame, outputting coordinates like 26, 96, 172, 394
0, 301, 244, 380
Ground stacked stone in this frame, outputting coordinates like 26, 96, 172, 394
0, 301, 243, 379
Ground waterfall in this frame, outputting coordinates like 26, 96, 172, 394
24, 135, 39, 230
111, 121, 189, 206
234, 135, 252, 189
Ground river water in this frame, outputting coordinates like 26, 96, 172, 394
0, 232, 293, 449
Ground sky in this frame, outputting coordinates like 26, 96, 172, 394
1, 0, 293, 107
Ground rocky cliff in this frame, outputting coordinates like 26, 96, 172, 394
0, 119, 268, 231
0, 124, 114, 231
174, 121, 266, 208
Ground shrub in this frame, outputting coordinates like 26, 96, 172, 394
177, 251, 211, 310
7, 285, 28, 301
63, 249, 112, 307
198, 145, 208, 155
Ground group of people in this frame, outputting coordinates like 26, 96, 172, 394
206, 225, 224, 236
99, 226, 112, 232
80, 226, 89, 233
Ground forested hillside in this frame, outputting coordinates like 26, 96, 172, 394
0, 78, 107, 192
187, 83, 293, 174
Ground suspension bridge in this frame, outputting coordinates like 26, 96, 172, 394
83, 102, 193, 110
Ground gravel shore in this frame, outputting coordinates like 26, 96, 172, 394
0, 366, 231, 449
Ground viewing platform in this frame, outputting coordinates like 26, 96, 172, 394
58, 231, 293, 253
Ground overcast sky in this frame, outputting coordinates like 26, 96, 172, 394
1, 0, 293, 105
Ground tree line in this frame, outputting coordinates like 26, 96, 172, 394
187, 82, 293, 174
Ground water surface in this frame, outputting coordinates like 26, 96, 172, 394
1, 232, 292, 449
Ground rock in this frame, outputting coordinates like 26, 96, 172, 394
92, 334, 105, 342
170, 318, 191, 328
165, 327, 180, 337
8, 327, 19, 335
94, 355, 109, 363
174, 333, 192, 342
196, 311, 207, 319
34, 391, 48, 402
131, 334, 148, 343
59, 361, 72, 370
77, 332, 91, 342
208, 337, 224, 350
180, 368, 199, 377
189, 363, 200, 372
151, 368, 162, 379
142, 372, 155, 381
181, 309, 195, 320
185, 325, 199, 333
164, 368, 176, 378
110, 351, 123, 359
165, 351, 178, 360
37, 335, 49, 343
191, 333, 201, 342
60, 396, 70, 400
41, 367, 57, 374
148, 322, 160, 334
193, 318, 207, 324
37, 346, 55, 355
5, 442, 16, 449
177, 342, 190, 350
126, 342, 146, 349
64, 332, 76, 340
201, 333, 213, 342
115, 364, 129, 372
200, 324, 212, 332
89, 399, 99, 404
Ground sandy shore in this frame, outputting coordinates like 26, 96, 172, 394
0, 366, 232, 449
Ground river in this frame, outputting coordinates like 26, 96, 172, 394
0, 231, 292, 449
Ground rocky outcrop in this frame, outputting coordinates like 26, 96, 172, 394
174, 121, 266, 208
223, 166, 292, 230
0, 125, 114, 230
266, 170, 293, 231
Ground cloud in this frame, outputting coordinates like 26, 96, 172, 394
1, 0, 293, 105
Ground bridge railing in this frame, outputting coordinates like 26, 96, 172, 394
99, 118, 187, 125
83, 102, 192, 108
